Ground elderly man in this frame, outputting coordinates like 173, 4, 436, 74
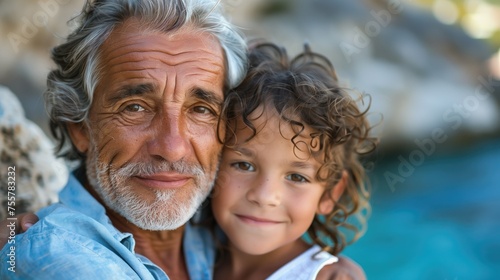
1, 0, 245, 279
1, 0, 365, 279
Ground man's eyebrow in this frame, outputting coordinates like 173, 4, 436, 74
190, 88, 223, 107
109, 83, 156, 102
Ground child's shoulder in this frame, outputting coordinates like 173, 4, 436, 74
316, 256, 366, 280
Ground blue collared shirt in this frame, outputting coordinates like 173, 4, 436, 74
0, 175, 215, 279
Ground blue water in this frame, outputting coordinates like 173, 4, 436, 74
343, 139, 500, 280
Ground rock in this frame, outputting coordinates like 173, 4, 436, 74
0, 85, 68, 220
226, 0, 500, 150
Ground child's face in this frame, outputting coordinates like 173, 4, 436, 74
212, 106, 333, 256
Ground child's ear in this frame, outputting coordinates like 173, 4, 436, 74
67, 122, 90, 153
317, 171, 348, 215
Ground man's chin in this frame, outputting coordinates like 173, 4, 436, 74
109, 190, 207, 231
133, 218, 189, 231
122, 206, 195, 231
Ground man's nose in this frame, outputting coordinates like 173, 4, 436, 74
147, 112, 190, 163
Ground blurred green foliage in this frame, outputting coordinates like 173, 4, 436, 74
413, 0, 500, 48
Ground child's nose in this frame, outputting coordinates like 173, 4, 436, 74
245, 175, 281, 207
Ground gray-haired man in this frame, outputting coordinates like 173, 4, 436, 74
1, 0, 245, 279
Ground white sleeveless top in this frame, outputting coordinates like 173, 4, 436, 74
266, 245, 338, 280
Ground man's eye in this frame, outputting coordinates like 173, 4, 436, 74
286, 173, 308, 183
193, 106, 215, 115
125, 104, 145, 112
231, 162, 255, 171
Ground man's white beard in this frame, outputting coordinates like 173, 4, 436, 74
86, 142, 215, 231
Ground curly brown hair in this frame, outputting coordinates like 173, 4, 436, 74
218, 42, 378, 255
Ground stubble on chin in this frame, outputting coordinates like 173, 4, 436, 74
85, 146, 216, 231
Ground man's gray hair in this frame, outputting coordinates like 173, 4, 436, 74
45, 0, 247, 160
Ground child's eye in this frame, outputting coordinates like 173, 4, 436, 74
286, 173, 309, 183
231, 162, 255, 171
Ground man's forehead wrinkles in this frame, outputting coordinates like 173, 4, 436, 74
103, 33, 222, 59
104, 49, 223, 71
99, 71, 158, 95
170, 59, 223, 72
184, 72, 220, 82
155, 56, 223, 69
106, 60, 161, 72
100, 39, 145, 59
100, 30, 225, 76
104, 61, 149, 80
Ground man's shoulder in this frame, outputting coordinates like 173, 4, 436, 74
13, 202, 108, 242
0, 204, 139, 279
1, 203, 102, 256
36, 202, 105, 231
11, 202, 120, 252
1, 240, 138, 280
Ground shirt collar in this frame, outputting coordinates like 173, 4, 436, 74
59, 173, 135, 250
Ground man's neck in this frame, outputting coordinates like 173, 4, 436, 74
82, 179, 190, 280
109, 209, 189, 280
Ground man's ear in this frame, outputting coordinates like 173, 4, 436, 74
317, 170, 348, 215
67, 122, 90, 153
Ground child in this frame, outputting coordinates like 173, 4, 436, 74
210, 42, 377, 280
